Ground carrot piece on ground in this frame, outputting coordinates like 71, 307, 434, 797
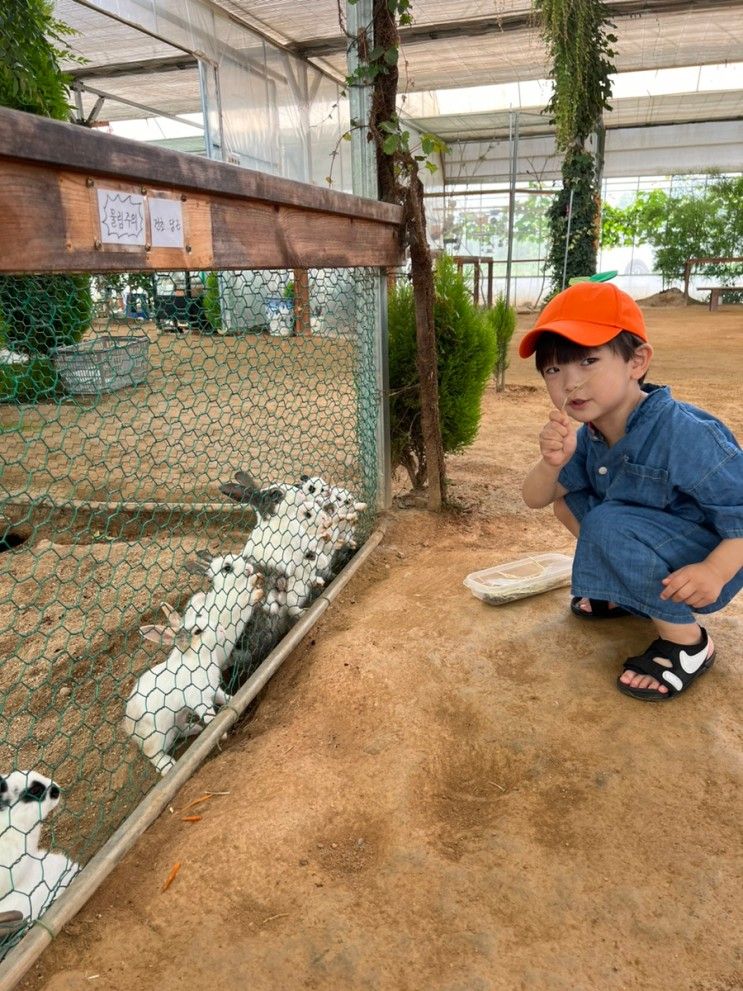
161, 862, 181, 892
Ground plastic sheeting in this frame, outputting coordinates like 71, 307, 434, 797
58, 0, 352, 188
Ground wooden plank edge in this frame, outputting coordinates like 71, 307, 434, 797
0, 108, 402, 227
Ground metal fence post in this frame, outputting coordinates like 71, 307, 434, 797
346, 0, 392, 510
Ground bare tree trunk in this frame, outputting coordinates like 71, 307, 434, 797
405, 175, 445, 510
368, 0, 446, 510
372, 0, 398, 204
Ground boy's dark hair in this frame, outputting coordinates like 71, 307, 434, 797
534, 330, 648, 383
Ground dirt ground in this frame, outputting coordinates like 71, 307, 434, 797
16, 305, 743, 991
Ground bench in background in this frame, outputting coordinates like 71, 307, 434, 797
696, 286, 743, 312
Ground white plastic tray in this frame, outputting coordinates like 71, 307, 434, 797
463, 552, 573, 605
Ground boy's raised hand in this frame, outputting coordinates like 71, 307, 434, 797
539, 408, 576, 468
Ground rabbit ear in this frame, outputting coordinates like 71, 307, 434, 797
185, 559, 209, 576
160, 602, 182, 631
195, 549, 212, 562
140, 625, 177, 645
220, 482, 251, 503
234, 470, 259, 489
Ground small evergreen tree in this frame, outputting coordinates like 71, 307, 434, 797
388, 256, 497, 489
203, 272, 223, 332
484, 294, 517, 393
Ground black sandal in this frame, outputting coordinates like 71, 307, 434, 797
617, 627, 716, 701
571, 597, 631, 620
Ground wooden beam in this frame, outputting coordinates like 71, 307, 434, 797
0, 108, 400, 226
0, 165, 401, 272
0, 108, 402, 273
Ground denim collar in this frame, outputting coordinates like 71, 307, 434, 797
587, 383, 670, 442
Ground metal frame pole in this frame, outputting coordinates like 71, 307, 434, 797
561, 188, 575, 291
505, 110, 520, 306
346, 0, 392, 510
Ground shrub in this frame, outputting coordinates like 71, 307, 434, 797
0, 274, 92, 355
388, 255, 497, 488
0, 0, 92, 397
484, 294, 517, 392
0, 357, 59, 403
203, 272, 222, 332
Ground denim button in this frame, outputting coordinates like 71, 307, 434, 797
598, 466, 608, 475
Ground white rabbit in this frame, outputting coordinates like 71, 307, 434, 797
298, 474, 332, 501
242, 492, 333, 574
0, 772, 80, 930
326, 486, 367, 551
282, 544, 331, 616
206, 474, 361, 685
124, 555, 264, 775
221, 472, 333, 522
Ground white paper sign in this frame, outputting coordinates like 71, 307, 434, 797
97, 189, 146, 245
149, 198, 185, 248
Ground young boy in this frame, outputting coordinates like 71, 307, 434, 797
520, 281, 743, 701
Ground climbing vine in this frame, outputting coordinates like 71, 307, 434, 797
0, 0, 81, 119
533, 0, 616, 292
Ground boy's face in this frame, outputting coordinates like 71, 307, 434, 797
541, 343, 651, 423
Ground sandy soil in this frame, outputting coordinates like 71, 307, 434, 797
15, 305, 743, 991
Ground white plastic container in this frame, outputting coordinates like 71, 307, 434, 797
463, 552, 573, 605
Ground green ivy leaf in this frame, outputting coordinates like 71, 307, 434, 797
382, 134, 399, 155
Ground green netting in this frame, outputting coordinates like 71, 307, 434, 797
0, 266, 380, 957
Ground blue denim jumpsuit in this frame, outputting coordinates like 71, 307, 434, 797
559, 385, 743, 623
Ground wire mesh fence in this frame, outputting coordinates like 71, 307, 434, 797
0, 265, 380, 957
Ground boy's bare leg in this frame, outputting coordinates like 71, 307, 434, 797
553, 496, 580, 538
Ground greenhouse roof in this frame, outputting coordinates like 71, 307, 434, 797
55, 0, 743, 139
